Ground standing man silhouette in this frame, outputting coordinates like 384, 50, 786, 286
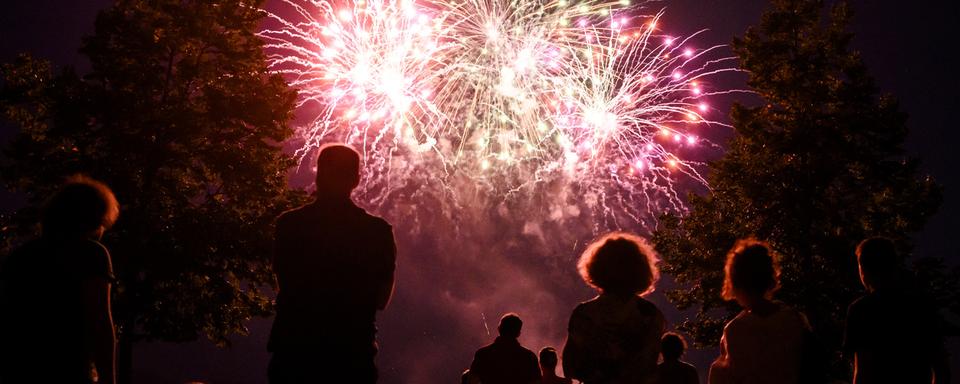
843, 237, 950, 384
268, 144, 397, 384
470, 313, 542, 384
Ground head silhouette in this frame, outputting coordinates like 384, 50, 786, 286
660, 332, 687, 362
722, 239, 780, 304
498, 313, 522, 339
856, 237, 902, 292
315, 143, 361, 198
578, 232, 660, 297
42, 175, 119, 239
539, 347, 559, 370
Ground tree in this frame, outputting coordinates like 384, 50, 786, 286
0, 0, 303, 380
653, 0, 949, 371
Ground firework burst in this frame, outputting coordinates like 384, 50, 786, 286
259, 0, 738, 227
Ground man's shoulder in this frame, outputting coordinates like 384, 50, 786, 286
474, 342, 497, 357
847, 293, 877, 316
75, 238, 110, 257
521, 345, 538, 359
723, 310, 753, 335
276, 203, 316, 225
635, 296, 663, 317
357, 208, 392, 231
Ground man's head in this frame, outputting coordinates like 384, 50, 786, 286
315, 143, 361, 197
856, 237, 901, 291
660, 332, 687, 361
498, 313, 522, 338
42, 175, 119, 239
539, 347, 558, 370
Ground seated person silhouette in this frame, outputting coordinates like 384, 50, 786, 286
267, 144, 397, 384
655, 333, 698, 384
470, 313, 542, 384
843, 237, 950, 384
539, 347, 572, 384
0, 175, 119, 384
563, 232, 665, 384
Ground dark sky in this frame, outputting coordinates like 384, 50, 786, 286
2, 0, 959, 383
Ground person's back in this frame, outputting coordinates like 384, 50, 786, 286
470, 314, 541, 384
655, 360, 698, 384
267, 144, 396, 384
844, 237, 950, 384
563, 233, 665, 384
269, 200, 394, 349
845, 289, 943, 383
1, 238, 114, 382
566, 294, 665, 383
712, 303, 807, 384
655, 333, 698, 384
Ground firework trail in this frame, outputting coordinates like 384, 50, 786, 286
259, 0, 738, 228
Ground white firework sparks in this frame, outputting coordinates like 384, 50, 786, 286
258, 0, 739, 227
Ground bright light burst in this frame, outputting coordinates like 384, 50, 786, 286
259, 0, 738, 227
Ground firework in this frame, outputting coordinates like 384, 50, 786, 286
259, 0, 737, 226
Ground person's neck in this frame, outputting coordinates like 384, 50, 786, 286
541, 368, 558, 377
314, 190, 353, 203
601, 291, 637, 301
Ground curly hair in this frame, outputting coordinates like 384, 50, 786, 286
578, 232, 659, 296
42, 175, 119, 236
721, 239, 780, 301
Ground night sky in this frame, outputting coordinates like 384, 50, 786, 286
2, 1, 959, 383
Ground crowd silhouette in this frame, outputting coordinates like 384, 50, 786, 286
0, 143, 952, 384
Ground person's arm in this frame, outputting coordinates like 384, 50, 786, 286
926, 302, 951, 384
82, 277, 116, 384
932, 354, 949, 384
375, 225, 397, 311
708, 329, 733, 384
469, 350, 485, 381
842, 302, 861, 382
271, 216, 288, 292
562, 309, 589, 381
527, 351, 542, 384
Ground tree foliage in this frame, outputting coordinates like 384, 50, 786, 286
0, 0, 303, 350
653, 0, 947, 356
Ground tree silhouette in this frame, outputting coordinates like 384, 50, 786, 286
653, 0, 952, 373
0, 0, 304, 381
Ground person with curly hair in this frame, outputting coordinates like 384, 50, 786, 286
708, 239, 811, 384
562, 232, 665, 384
0, 175, 119, 384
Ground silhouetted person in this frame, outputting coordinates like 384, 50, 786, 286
655, 333, 698, 384
563, 232, 665, 384
267, 144, 396, 384
470, 313, 541, 384
0, 175, 119, 384
843, 237, 950, 384
539, 347, 572, 384
708, 239, 810, 384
